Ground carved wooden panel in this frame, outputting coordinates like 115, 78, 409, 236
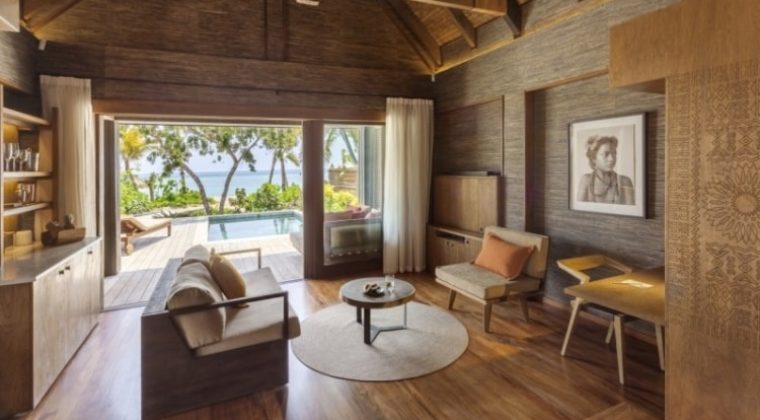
666, 59, 760, 419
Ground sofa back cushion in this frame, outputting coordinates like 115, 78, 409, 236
166, 262, 226, 348
209, 253, 248, 307
177, 244, 211, 270
474, 234, 534, 280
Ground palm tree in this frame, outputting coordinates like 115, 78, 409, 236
120, 126, 147, 191
262, 128, 301, 190
325, 127, 359, 166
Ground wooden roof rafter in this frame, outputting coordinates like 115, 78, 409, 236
447, 9, 477, 48
503, 0, 522, 37
406, 0, 506, 16
378, 0, 442, 73
22, 0, 87, 32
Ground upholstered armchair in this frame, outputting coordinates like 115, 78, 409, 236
435, 226, 550, 333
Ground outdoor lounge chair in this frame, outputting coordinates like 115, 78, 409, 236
121, 216, 172, 255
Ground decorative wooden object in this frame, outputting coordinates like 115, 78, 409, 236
432, 174, 502, 233
0, 239, 102, 417
609, 0, 760, 92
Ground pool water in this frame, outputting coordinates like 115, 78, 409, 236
207, 211, 303, 241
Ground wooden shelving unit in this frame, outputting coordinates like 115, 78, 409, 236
4, 202, 52, 216
0, 86, 58, 265
4, 171, 52, 180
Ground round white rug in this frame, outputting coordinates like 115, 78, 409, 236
292, 301, 469, 381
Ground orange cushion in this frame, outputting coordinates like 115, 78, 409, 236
473, 234, 535, 280
209, 253, 248, 307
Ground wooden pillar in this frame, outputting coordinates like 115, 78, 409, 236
301, 120, 324, 279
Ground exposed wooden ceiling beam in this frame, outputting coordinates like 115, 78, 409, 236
406, 0, 506, 16
447, 10, 476, 48
503, 0, 522, 37
378, 0, 442, 72
22, 0, 86, 32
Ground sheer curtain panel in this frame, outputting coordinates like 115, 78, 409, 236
383, 98, 434, 274
41, 76, 96, 235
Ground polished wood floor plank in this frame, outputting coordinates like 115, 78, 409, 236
29, 272, 664, 420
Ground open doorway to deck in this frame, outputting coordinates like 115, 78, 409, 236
104, 121, 305, 310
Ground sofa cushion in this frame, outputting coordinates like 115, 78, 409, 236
177, 244, 211, 270
209, 253, 247, 306
473, 234, 534, 279
436, 262, 540, 300
166, 262, 226, 348
195, 268, 301, 357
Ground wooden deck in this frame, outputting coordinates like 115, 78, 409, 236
104, 217, 303, 310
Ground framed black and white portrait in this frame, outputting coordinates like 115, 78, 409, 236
568, 113, 646, 217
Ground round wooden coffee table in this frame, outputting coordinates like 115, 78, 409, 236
340, 277, 416, 345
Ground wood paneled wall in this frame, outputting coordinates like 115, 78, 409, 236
37, 42, 431, 112
433, 98, 503, 174
532, 75, 664, 302
666, 59, 760, 419
434, 0, 678, 230
0, 29, 37, 93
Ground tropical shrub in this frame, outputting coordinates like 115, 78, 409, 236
323, 184, 358, 212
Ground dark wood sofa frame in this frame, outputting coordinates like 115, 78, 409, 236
141, 258, 290, 420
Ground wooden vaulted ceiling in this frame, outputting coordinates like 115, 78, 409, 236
20, 0, 533, 75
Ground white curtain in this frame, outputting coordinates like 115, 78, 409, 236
383, 98, 434, 274
41, 76, 96, 236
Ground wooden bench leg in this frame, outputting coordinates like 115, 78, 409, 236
483, 302, 493, 333
519, 295, 530, 323
447, 290, 457, 310
124, 237, 134, 255
656, 324, 665, 371
614, 314, 626, 385
561, 298, 583, 356
167, 223, 172, 236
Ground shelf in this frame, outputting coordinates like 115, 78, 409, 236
3, 202, 51, 217
3, 172, 52, 180
1, 108, 49, 130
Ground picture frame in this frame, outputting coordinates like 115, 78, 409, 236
568, 113, 646, 218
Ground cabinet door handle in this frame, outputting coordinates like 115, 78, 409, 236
87, 250, 94, 255
65, 266, 71, 271
58, 270, 65, 276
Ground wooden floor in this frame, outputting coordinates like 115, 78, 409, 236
30, 272, 664, 420
104, 218, 303, 310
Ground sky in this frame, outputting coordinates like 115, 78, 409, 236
124, 126, 352, 175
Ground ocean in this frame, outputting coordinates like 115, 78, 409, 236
140, 169, 304, 198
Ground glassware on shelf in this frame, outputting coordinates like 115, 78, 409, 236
4, 143, 18, 171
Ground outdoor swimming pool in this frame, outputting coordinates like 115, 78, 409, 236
207, 211, 303, 241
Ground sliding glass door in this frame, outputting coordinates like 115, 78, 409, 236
322, 124, 384, 266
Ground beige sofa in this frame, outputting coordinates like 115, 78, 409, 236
141, 245, 300, 419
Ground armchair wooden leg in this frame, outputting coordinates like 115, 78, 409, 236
560, 298, 582, 356
518, 295, 530, 323
483, 302, 493, 333
614, 314, 626, 385
655, 324, 665, 371
605, 321, 614, 345
447, 290, 457, 310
